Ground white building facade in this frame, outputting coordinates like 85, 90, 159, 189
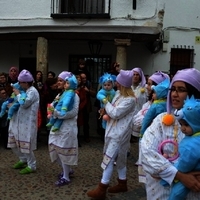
0, 0, 199, 86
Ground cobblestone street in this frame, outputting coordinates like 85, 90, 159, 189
0, 131, 146, 200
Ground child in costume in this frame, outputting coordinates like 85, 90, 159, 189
0, 82, 27, 120
140, 78, 170, 136
160, 96, 200, 200
96, 73, 116, 129
46, 72, 78, 132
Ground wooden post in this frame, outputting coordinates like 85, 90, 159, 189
36, 37, 48, 81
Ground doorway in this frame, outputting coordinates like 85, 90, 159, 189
19, 57, 36, 77
69, 55, 111, 90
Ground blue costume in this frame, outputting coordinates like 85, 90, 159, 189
140, 78, 170, 135
0, 82, 26, 120
167, 97, 200, 200
46, 73, 78, 132
96, 73, 116, 129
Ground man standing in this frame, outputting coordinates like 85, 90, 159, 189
0, 88, 9, 149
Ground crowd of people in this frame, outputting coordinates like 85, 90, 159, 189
1, 61, 200, 200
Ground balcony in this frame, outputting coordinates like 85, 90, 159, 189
51, 0, 111, 19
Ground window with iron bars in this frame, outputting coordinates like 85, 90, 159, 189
51, 0, 110, 18
69, 55, 111, 90
170, 48, 194, 75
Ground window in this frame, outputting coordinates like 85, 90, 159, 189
170, 48, 194, 75
133, 0, 136, 10
69, 55, 111, 89
61, 0, 105, 14
51, 0, 110, 18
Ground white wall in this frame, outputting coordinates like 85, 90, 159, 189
163, 0, 200, 28
153, 0, 200, 72
0, 0, 163, 34
2, 0, 200, 76
0, 0, 50, 19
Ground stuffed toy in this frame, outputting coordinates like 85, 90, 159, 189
47, 103, 54, 119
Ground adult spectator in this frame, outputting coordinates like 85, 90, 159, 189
80, 72, 96, 143
47, 71, 56, 79
8, 66, 19, 84
0, 88, 10, 149
75, 74, 87, 147
73, 59, 91, 81
33, 71, 45, 128
107, 61, 120, 76
0, 72, 13, 96
41, 77, 58, 136
43, 77, 58, 106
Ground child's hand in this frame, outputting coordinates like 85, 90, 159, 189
84, 86, 89, 92
103, 114, 110, 121
99, 108, 105, 119
163, 153, 169, 159
7, 103, 13, 108
47, 114, 52, 119
102, 98, 108, 104
47, 104, 54, 111
13, 88, 20, 95
53, 109, 60, 118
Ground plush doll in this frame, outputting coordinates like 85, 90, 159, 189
47, 103, 54, 119
46, 73, 78, 132
0, 82, 27, 120
97, 73, 116, 129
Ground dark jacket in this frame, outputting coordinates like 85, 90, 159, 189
0, 98, 9, 128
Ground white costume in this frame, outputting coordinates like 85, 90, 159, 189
8, 86, 39, 152
130, 101, 151, 183
131, 100, 151, 137
131, 85, 147, 114
101, 91, 136, 170
8, 86, 39, 170
141, 112, 200, 200
49, 94, 79, 165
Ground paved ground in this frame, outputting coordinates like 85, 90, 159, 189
0, 109, 146, 200
0, 133, 146, 200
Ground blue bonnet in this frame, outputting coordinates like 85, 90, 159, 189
65, 73, 78, 90
99, 73, 116, 86
174, 96, 200, 133
151, 78, 170, 99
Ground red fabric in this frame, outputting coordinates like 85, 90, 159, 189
76, 87, 87, 126
37, 109, 42, 129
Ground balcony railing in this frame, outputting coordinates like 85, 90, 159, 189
51, 0, 111, 18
